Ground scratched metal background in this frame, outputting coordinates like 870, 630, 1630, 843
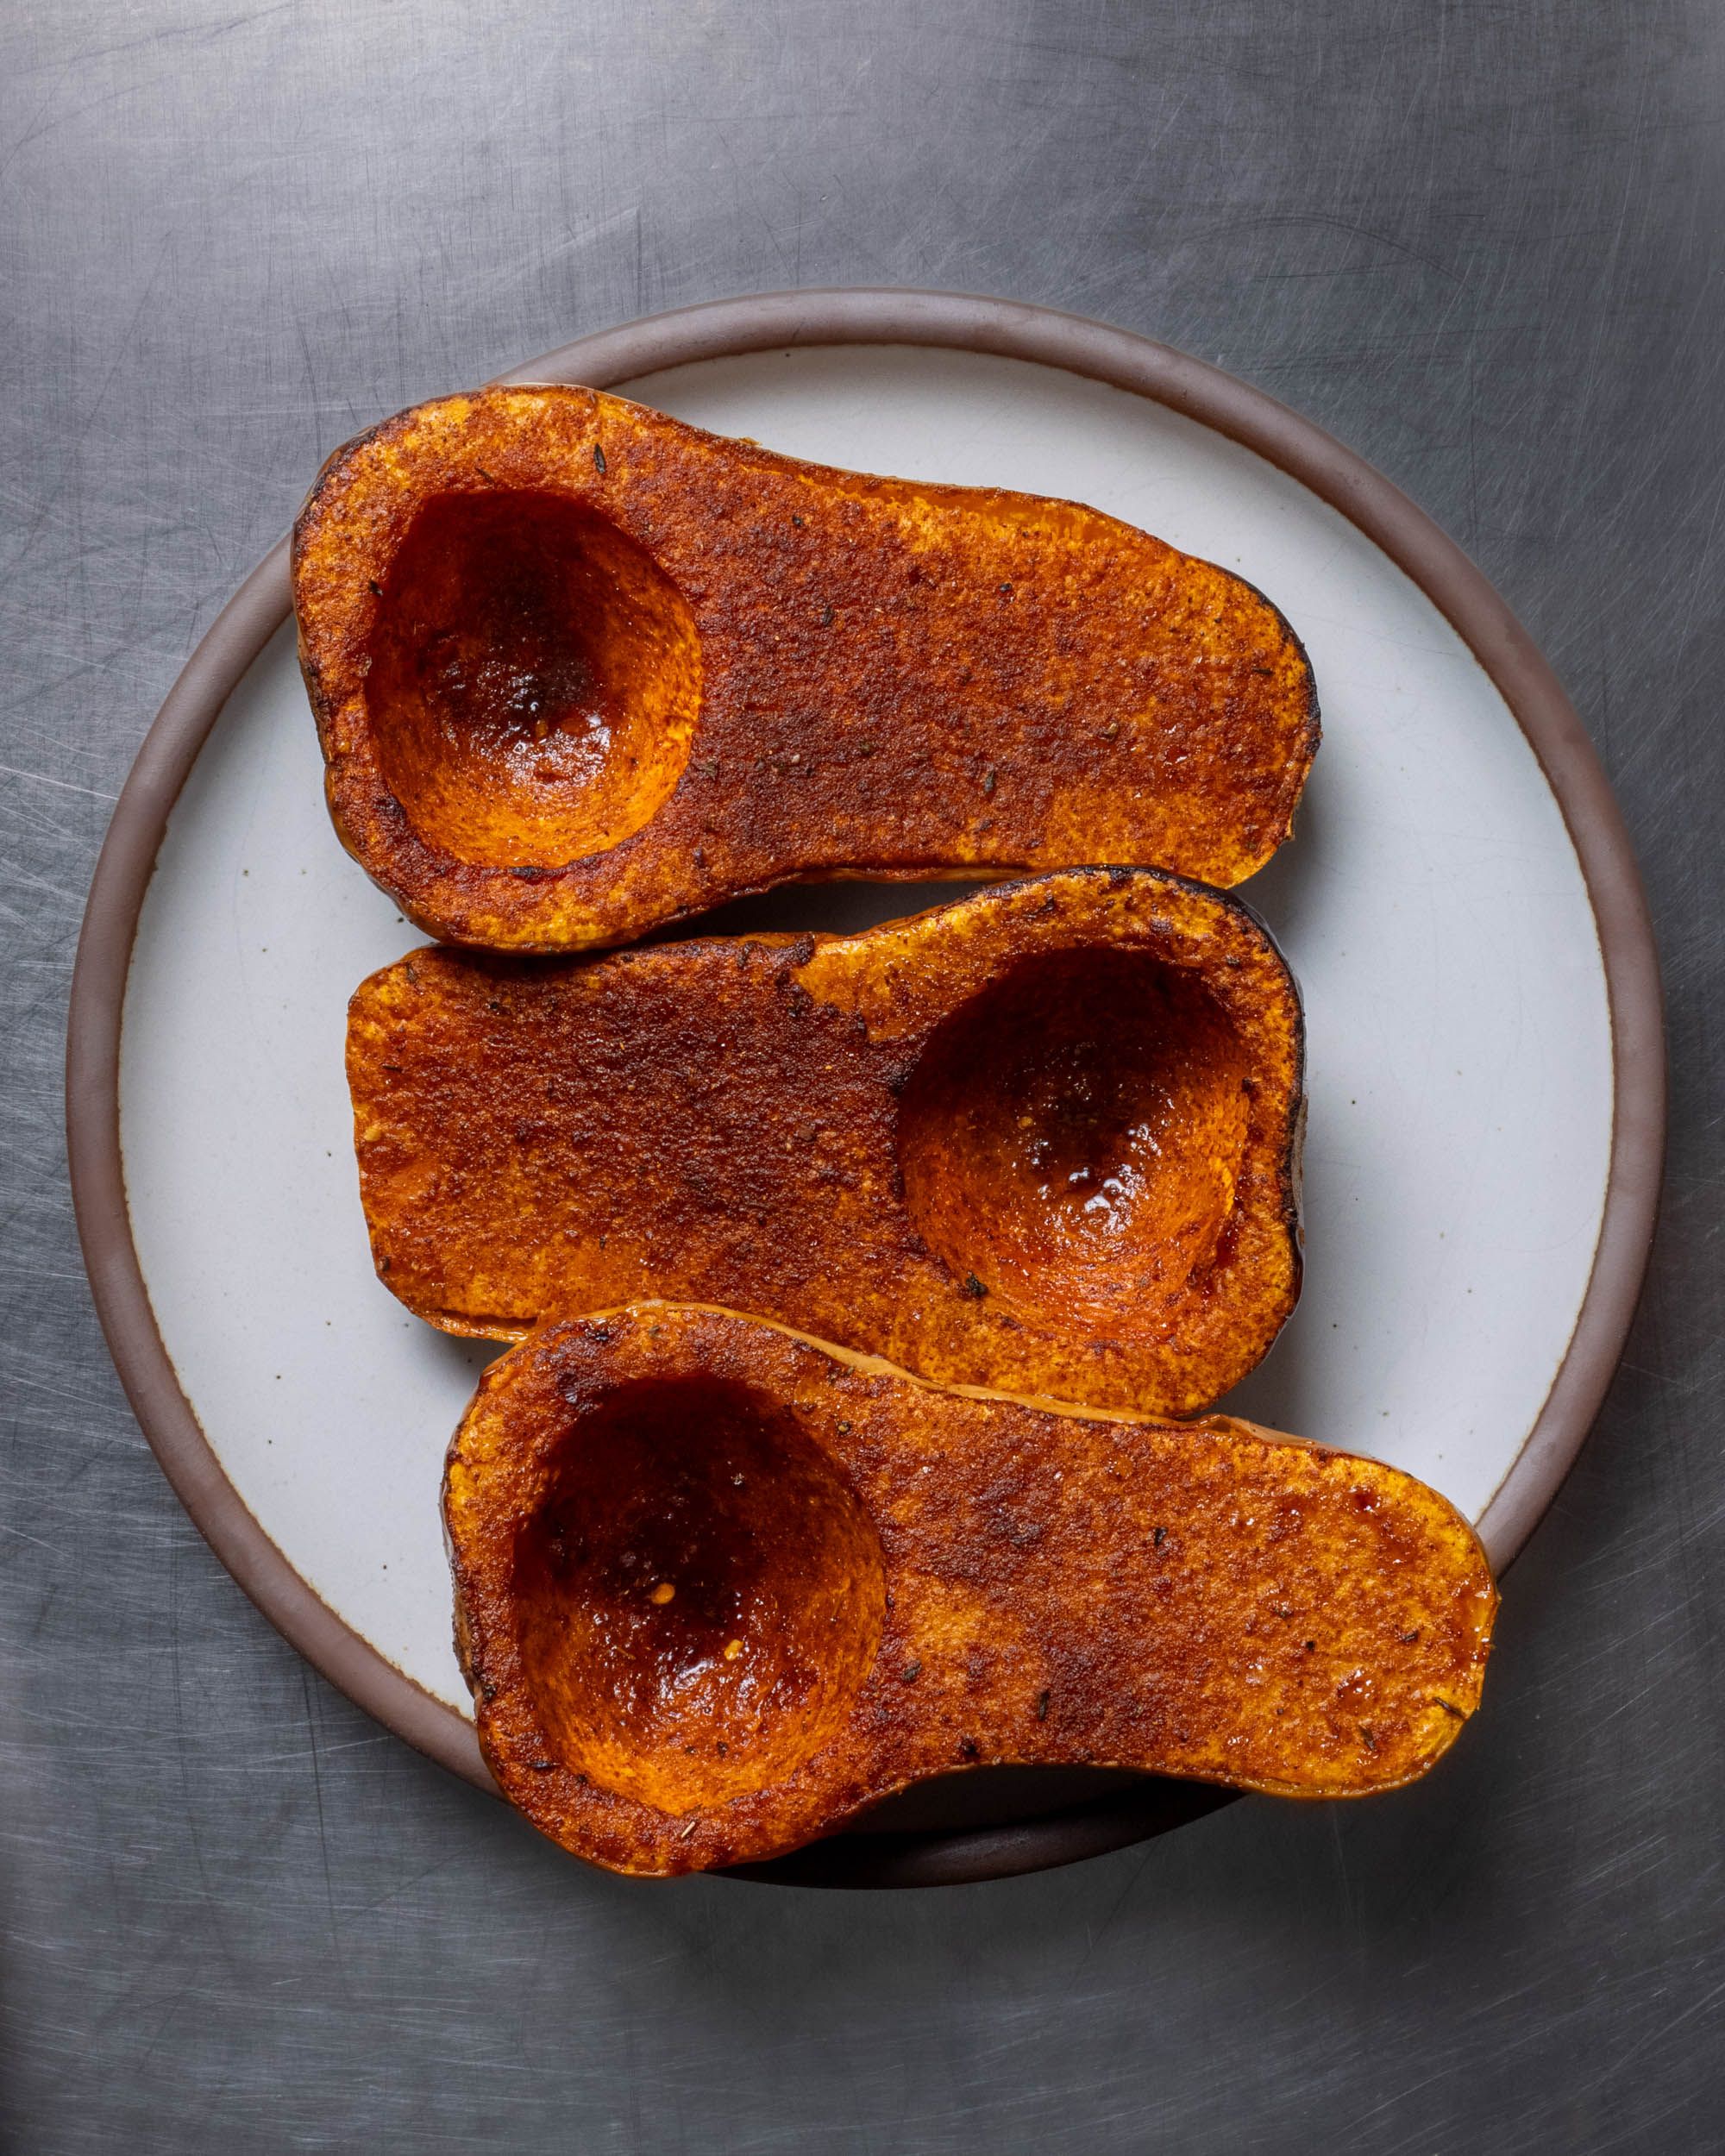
3, 3, 1721, 2150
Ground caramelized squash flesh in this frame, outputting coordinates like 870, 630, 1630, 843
447, 1306, 1496, 1877
898, 946, 1255, 1340
295, 385, 1318, 950
348, 868, 1304, 1416
367, 490, 702, 868
513, 1376, 886, 1813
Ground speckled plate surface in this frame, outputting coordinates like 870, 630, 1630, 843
67, 292, 1662, 1887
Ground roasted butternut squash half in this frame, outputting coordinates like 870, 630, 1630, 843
349, 868, 1304, 1416
295, 384, 1318, 950
446, 1305, 1496, 1877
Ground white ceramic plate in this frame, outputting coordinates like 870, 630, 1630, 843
72, 296, 1660, 1885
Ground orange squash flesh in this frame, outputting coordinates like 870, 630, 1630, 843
294, 385, 1319, 951
446, 1305, 1496, 1877
348, 868, 1304, 1417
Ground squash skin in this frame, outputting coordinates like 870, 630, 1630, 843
294, 385, 1319, 951
446, 1305, 1496, 1877
348, 867, 1304, 1418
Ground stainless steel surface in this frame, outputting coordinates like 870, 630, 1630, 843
3, 3, 1717, 2148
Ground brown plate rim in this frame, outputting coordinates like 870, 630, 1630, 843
66, 288, 1665, 1891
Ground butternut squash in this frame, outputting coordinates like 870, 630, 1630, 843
295, 385, 1318, 950
446, 1306, 1496, 1876
348, 868, 1304, 1417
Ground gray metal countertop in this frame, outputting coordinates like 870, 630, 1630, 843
3, 3, 1721, 2149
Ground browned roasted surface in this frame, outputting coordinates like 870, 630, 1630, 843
294, 384, 1319, 950
348, 868, 1304, 1415
445, 1305, 1497, 1877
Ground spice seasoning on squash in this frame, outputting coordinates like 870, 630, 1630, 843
347, 866, 1305, 1417
294, 383, 1317, 951
444, 1305, 1496, 1877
